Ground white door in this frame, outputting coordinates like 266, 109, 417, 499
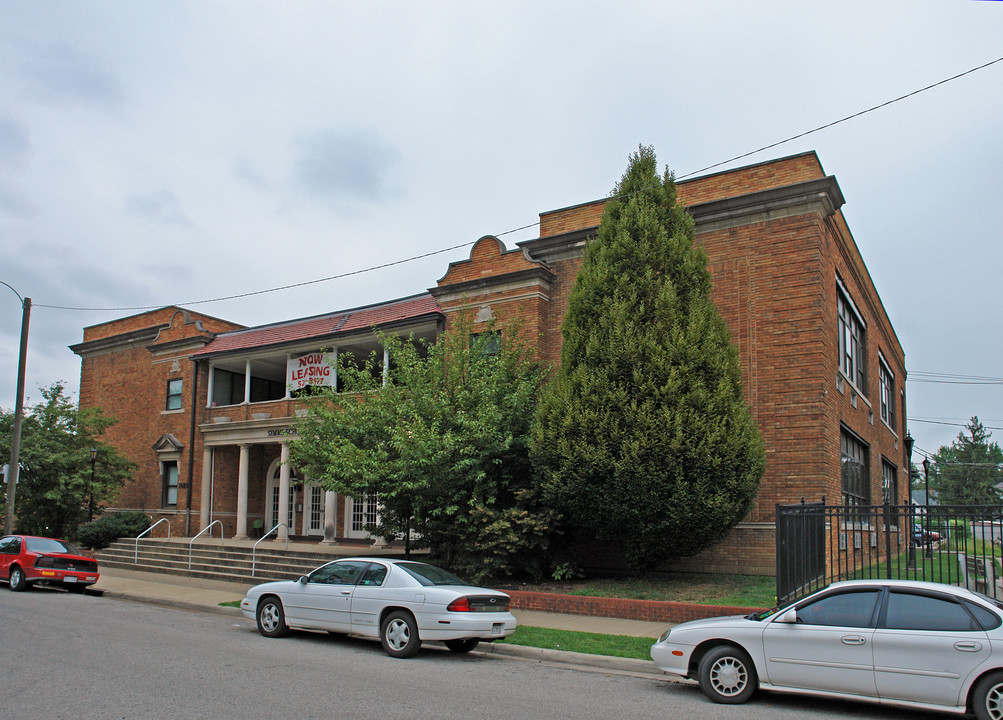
345, 494, 380, 540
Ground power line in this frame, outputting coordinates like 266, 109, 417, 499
15, 54, 1003, 314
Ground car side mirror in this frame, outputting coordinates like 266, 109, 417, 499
776, 608, 798, 624
298, 576, 309, 584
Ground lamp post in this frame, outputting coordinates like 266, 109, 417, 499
923, 456, 932, 559
2, 281, 30, 536
88, 446, 97, 522
905, 432, 915, 568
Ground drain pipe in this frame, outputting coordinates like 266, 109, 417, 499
184, 359, 199, 536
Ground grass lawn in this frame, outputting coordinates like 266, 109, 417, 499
497, 625, 654, 660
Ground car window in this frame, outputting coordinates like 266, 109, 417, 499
884, 592, 980, 632
796, 590, 880, 627
0, 537, 12, 553
358, 564, 388, 587
396, 561, 467, 586
964, 601, 1002, 631
309, 561, 369, 585
25, 537, 76, 554
7, 537, 21, 554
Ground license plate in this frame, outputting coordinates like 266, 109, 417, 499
491, 623, 503, 636
64, 576, 77, 583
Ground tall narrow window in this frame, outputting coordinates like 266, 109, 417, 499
163, 462, 179, 506
879, 358, 895, 430
881, 459, 898, 506
837, 283, 867, 393
841, 427, 870, 513
166, 378, 183, 410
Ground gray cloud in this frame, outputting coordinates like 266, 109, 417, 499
19, 42, 123, 108
291, 129, 401, 204
0, 116, 31, 169
126, 190, 196, 230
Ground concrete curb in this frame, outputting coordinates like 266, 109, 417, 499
97, 588, 244, 618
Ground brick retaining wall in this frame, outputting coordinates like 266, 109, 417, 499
505, 589, 764, 624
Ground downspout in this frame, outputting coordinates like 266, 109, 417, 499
185, 359, 200, 536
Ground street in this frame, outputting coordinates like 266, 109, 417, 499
1, 589, 945, 720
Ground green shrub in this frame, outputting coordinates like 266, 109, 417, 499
76, 511, 152, 550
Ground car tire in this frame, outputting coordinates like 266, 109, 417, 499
697, 645, 758, 704
381, 610, 421, 658
256, 596, 289, 638
972, 670, 1003, 720
444, 638, 480, 654
8, 566, 27, 592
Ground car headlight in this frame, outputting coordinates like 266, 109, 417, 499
658, 627, 672, 643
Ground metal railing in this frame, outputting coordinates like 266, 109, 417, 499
134, 518, 171, 563
189, 520, 224, 570
777, 501, 1003, 605
252, 523, 289, 577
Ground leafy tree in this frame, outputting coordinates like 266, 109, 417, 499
532, 145, 765, 570
929, 417, 1003, 506
0, 382, 135, 539
289, 320, 555, 581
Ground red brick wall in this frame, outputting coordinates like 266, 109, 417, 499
505, 589, 764, 623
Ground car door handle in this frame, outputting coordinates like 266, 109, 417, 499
841, 635, 866, 646
955, 641, 984, 652
340, 590, 352, 596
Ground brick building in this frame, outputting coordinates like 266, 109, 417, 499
71, 151, 907, 574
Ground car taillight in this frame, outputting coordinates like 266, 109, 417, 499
447, 596, 510, 612
447, 597, 471, 612
33, 556, 54, 568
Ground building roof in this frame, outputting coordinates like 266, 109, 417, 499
193, 293, 442, 357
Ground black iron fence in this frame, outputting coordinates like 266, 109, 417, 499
776, 500, 1003, 606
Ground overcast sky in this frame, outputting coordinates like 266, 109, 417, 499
1, 1, 1001, 463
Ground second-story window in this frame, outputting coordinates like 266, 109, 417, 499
166, 378, 183, 410
879, 357, 895, 430
837, 284, 866, 393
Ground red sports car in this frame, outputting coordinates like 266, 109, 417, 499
0, 534, 100, 593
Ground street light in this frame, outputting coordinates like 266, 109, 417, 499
2, 281, 30, 536
89, 446, 97, 522
923, 456, 932, 559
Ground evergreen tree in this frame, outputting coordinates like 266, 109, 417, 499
930, 417, 1003, 506
532, 145, 765, 569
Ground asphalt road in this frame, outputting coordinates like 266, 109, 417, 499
1, 588, 945, 720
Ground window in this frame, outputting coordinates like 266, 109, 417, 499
352, 494, 379, 533
881, 460, 898, 506
308, 560, 369, 585
163, 461, 179, 506
837, 283, 867, 393
879, 358, 895, 429
797, 589, 880, 627
841, 427, 870, 510
884, 592, 979, 632
166, 378, 183, 410
471, 331, 501, 357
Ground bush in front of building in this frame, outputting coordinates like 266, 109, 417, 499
76, 511, 151, 550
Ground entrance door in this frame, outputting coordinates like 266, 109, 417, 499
345, 494, 379, 541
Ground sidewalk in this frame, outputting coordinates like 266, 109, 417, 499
92, 566, 670, 677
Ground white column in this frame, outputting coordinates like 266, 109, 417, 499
284, 354, 291, 399
199, 448, 212, 530
206, 363, 215, 407
382, 346, 389, 386
277, 443, 291, 542
235, 444, 249, 539
243, 359, 252, 404
322, 490, 338, 544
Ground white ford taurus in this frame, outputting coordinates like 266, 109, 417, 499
241, 557, 517, 658
651, 579, 1003, 719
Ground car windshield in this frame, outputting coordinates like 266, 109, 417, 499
25, 537, 77, 554
396, 561, 467, 586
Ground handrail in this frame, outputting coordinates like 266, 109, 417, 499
252, 523, 289, 577
189, 520, 224, 570
134, 518, 172, 563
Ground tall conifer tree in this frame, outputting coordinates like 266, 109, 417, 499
532, 146, 765, 569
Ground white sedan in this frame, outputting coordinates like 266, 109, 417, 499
241, 557, 517, 658
651, 579, 1003, 719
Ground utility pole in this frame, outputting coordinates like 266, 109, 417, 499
3, 288, 30, 535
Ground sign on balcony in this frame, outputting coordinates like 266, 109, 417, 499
288, 352, 335, 390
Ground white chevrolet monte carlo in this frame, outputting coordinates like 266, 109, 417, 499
241, 557, 517, 658
651, 579, 1003, 719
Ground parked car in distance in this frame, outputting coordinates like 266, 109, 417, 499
0, 534, 100, 593
651, 579, 1003, 719
241, 557, 517, 658
913, 523, 942, 546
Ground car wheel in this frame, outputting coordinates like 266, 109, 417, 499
697, 645, 758, 704
381, 610, 421, 658
8, 566, 27, 592
256, 597, 289, 638
444, 638, 480, 654
972, 670, 1003, 720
